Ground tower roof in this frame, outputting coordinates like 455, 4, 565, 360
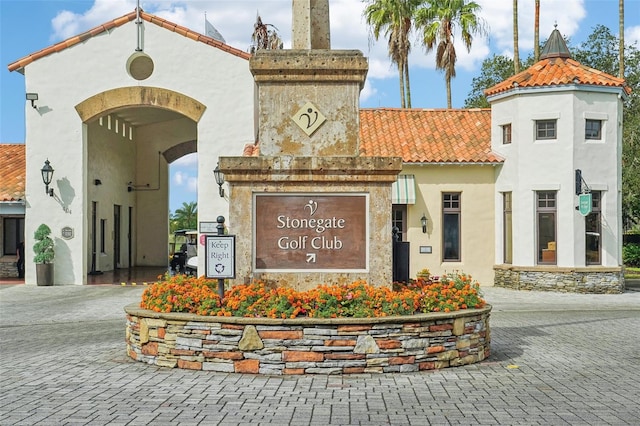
540, 26, 571, 59
484, 27, 631, 98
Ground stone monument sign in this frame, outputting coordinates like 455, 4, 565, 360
219, 0, 402, 290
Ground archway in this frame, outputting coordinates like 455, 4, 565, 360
76, 87, 204, 280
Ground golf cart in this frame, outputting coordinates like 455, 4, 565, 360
169, 229, 197, 274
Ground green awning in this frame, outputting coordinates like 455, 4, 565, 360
392, 175, 416, 204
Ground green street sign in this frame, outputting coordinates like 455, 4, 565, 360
579, 193, 592, 216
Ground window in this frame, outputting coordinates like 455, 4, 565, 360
502, 124, 512, 144
536, 119, 557, 140
585, 119, 602, 140
503, 192, 513, 264
536, 191, 557, 264
392, 205, 407, 241
585, 191, 601, 265
442, 193, 461, 261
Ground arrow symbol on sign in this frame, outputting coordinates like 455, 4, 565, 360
306, 253, 316, 263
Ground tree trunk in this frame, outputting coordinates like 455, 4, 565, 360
398, 62, 406, 108
534, 0, 540, 62
619, 0, 625, 78
404, 61, 412, 108
513, 0, 520, 73
446, 76, 452, 109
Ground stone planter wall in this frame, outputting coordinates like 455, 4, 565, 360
494, 265, 624, 294
125, 305, 491, 375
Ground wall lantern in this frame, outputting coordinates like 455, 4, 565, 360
420, 213, 428, 234
213, 164, 225, 198
41, 159, 54, 196
26, 93, 38, 109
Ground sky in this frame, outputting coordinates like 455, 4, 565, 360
2, 0, 639, 213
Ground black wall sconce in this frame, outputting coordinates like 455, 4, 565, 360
94, 179, 102, 186
41, 159, 54, 196
420, 213, 428, 234
213, 164, 225, 198
26, 93, 38, 109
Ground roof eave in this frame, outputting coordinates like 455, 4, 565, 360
8, 9, 250, 74
404, 160, 504, 166
487, 84, 629, 103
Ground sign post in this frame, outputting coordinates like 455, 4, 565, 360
578, 193, 592, 216
205, 216, 235, 299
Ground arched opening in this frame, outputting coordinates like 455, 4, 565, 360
76, 87, 204, 281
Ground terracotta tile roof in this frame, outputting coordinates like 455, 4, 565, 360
359, 108, 502, 163
243, 144, 260, 157
0, 144, 26, 202
485, 57, 631, 97
8, 9, 250, 73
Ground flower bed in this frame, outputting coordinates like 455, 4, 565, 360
139, 273, 486, 318
125, 274, 491, 374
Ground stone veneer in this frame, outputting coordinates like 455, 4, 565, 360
0, 258, 18, 278
494, 265, 624, 294
125, 304, 491, 375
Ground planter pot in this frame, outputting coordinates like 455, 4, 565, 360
36, 263, 54, 286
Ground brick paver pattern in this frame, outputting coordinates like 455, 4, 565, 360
1, 285, 639, 425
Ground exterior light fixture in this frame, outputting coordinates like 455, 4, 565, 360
213, 164, 225, 198
26, 93, 38, 109
420, 214, 428, 234
41, 159, 54, 196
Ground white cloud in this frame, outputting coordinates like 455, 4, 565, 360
51, 0, 135, 41
359, 79, 377, 105
47, 0, 632, 111
477, 0, 586, 57
187, 176, 198, 193
173, 170, 186, 186
172, 169, 198, 193
626, 25, 640, 47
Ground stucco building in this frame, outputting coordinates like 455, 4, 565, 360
4, 10, 629, 291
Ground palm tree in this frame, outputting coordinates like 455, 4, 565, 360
534, 0, 540, 62
363, 0, 421, 108
249, 13, 283, 54
171, 201, 198, 232
415, 0, 487, 108
619, 0, 624, 79
513, 0, 520, 73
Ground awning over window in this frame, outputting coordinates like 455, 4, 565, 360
392, 175, 416, 204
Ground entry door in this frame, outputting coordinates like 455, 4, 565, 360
2, 217, 24, 255
90, 201, 98, 273
128, 206, 133, 268
114, 205, 121, 268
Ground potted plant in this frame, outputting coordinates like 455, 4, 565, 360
33, 224, 55, 286
416, 268, 430, 281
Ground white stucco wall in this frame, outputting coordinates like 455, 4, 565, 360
22, 19, 255, 284
491, 87, 623, 268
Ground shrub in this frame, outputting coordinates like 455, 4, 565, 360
140, 273, 486, 318
623, 243, 640, 267
33, 224, 55, 264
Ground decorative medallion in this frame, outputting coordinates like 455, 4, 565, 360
292, 102, 326, 136
61, 227, 74, 240
126, 51, 154, 81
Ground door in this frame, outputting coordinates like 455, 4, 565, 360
114, 205, 121, 268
